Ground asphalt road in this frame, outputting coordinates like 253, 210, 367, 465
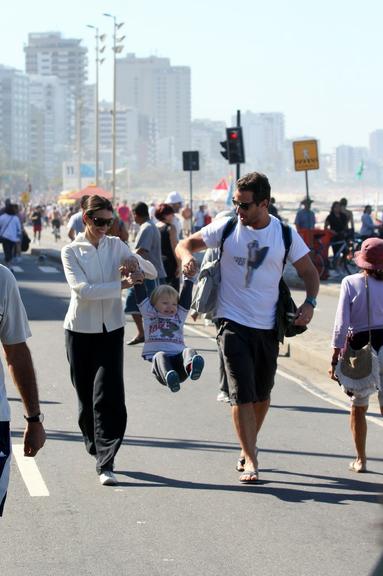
1, 254, 383, 576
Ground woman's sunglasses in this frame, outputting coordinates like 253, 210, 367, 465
232, 198, 256, 211
90, 216, 114, 228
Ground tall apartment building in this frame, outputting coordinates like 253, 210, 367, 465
116, 54, 191, 168
369, 130, 383, 163
24, 32, 87, 94
191, 119, 226, 172
29, 75, 68, 179
24, 32, 88, 153
240, 112, 285, 175
0, 65, 29, 164
98, 100, 139, 171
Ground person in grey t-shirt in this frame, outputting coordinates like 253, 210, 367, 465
125, 202, 166, 345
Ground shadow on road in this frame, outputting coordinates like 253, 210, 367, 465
116, 469, 383, 504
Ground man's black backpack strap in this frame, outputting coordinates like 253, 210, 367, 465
280, 221, 292, 268
218, 215, 237, 260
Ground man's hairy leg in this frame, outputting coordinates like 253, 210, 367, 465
232, 403, 258, 472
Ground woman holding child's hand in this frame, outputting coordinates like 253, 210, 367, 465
61, 195, 157, 487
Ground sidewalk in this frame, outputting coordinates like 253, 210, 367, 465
26, 225, 381, 416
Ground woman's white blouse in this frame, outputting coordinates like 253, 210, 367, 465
61, 233, 157, 333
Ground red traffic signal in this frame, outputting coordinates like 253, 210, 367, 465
223, 127, 245, 164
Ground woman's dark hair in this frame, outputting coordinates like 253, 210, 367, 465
237, 172, 271, 205
366, 269, 383, 281
133, 202, 149, 218
330, 201, 340, 212
364, 205, 372, 213
5, 204, 17, 215
82, 195, 113, 217
155, 203, 174, 222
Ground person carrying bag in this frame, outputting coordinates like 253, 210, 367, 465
330, 237, 383, 473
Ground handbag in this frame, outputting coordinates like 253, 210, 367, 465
275, 222, 307, 343
335, 276, 380, 397
21, 229, 30, 252
191, 216, 237, 316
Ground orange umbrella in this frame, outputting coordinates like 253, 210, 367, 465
69, 185, 112, 200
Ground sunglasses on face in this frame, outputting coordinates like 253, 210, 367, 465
232, 198, 256, 211
90, 216, 114, 228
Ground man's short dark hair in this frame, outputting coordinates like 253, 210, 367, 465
237, 172, 271, 205
133, 202, 149, 218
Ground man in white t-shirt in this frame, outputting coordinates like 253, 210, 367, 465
176, 172, 319, 484
0, 266, 45, 515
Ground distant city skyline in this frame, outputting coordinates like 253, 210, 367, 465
0, 0, 382, 154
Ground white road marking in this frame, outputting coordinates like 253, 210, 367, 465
185, 324, 383, 429
11, 266, 23, 273
12, 445, 49, 497
38, 266, 59, 274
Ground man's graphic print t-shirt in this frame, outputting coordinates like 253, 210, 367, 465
202, 215, 309, 329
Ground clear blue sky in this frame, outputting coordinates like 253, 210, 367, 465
1, 0, 382, 153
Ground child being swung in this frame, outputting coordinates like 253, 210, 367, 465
124, 263, 204, 392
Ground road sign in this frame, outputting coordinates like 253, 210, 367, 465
293, 140, 319, 171
182, 151, 199, 171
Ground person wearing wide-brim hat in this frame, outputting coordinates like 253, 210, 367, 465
330, 237, 383, 473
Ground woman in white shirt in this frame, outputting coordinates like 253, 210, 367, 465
61, 195, 157, 486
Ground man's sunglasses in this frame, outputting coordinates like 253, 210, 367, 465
232, 198, 256, 211
90, 216, 114, 228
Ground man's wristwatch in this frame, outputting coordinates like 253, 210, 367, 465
24, 412, 44, 423
305, 296, 317, 308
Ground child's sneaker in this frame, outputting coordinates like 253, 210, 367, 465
166, 370, 180, 392
189, 355, 205, 380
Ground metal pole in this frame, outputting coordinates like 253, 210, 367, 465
305, 170, 309, 202
95, 30, 99, 186
112, 17, 117, 203
76, 97, 82, 192
236, 109, 241, 180
189, 169, 193, 232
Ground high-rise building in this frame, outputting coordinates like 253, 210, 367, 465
116, 54, 191, 167
240, 112, 285, 176
369, 130, 383, 163
0, 65, 29, 164
29, 75, 68, 179
192, 119, 226, 172
24, 32, 87, 95
24, 32, 88, 155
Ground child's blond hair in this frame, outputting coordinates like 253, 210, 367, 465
150, 284, 179, 307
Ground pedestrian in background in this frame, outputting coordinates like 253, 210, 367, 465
0, 203, 21, 268
61, 195, 157, 486
324, 201, 348, 257
155, 203, 180, 291
164, 191, 184, 239
67, 199, 86, 241
0, 265, 45, 516
339, 197, 355, 240
125, 202, 166, 345
294, 198, 316, 231
330, 238, 383, 473
360, 205, 378, 240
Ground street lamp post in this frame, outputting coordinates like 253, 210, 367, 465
103, 13, 125, 203
86, 25, 106, 187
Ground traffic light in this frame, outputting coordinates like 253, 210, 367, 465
226, 127, 245, 164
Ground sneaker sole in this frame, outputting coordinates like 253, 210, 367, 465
190, 355, 204, 380
166, 371, 180, 392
